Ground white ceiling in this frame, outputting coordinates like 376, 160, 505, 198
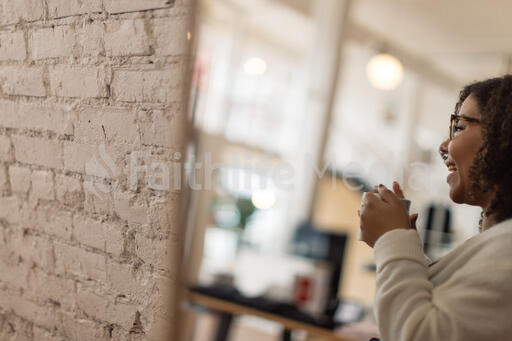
210, 0, 512, 85
351, 0, 512, 85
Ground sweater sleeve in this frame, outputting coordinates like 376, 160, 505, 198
373, 229, 512, 341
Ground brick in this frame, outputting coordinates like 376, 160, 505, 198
76, 285, 138, 329
54, 242, 106, 281
105, 0, 172, 14
63, 142, 97, 173
0, 135, 11, 161
12, 135, 63, 168
112, 66, 183, 103
0, 196, 21, 224
147, 198, 176, 232
9, 166, 31, 194
73, 213, 123, 256
77, 22, 104, 57
153, 17, 189, 56
64, 142, 124, 182
0, 0, 44, 25
0, 312, 33, 341
105, 19, 151, 56
56, 312, 104, 341
14, 233, 56, 272
0, 30, 26, 61
47, 0, 102, 18
0, 165, 7, 192
0, 288, 57, 330
107, 261, 151, 298
27, 269, 75, 310
55, 174, 83, 207
31, 170, 55, 200
135, 232, 177, 271
139, 109, 174, 147
0, 227, 16, 264
75, 287, 107, 319
49, 65, 108, 98
33, 326, 60, 341
113, 191, 148, 224
76, 107, 139, 145
0, 257, 31, 289
34, 206, 72, 239
0, 100, 76, 135
83, 186, 114, 215
0, 66, 46, 97
30, 26, 75, 60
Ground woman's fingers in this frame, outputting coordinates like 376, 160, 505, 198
410, 213, 418, 230
374, 182, 404, 198
392, 181, 405, 199
377, 184, 401, 205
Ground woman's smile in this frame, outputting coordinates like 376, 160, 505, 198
445, 159, 458, 183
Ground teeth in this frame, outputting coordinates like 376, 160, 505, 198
448, 167, 457, 172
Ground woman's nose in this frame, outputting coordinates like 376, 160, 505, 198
439, 138, 449, 160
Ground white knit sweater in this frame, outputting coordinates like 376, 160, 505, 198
373, 218, 512, 341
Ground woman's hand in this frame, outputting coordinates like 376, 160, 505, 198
359, 182, 417, 248
380, 181, 419, 230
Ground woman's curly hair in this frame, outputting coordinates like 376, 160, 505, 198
454, 75, 512, 226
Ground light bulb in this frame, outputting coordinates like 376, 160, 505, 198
243, 57, 267, 76
251, 189, 276, 210
366, 53, 404, 90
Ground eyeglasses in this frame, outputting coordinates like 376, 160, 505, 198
449, 114, 481, 140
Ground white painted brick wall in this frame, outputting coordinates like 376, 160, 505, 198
112, 67, 182, 103
73, 213, 124, 256
0, 100, 76, 135
63, 141, 98, 173
11, 232, 56, 271
0, 135, 11, 161
55, 174, 83, 207
154, 17, 189, 56
0, 0, 45, 25
47, 0, 103, 18
76, 107, 140, 145
76, 285, 137, 330
34, 206, 73, 239
104, 0, 172, 14
139, 109, 175, 147
0, 66, 46, 97
0, 164, 7, 192
0, 31, 26, 61
26, 268, 76, 311
0, 196, 21, 224
30, 25, 75, 60
12, 135, 63, 169
0, 0, 192, 339
9, 166, 31, 194
56, 313, 103, 341
31, 170, 55, 200
77, 22, 105, 57
54, 242, 107, 281
49, 65, 108, 98
105, 19, 151, 57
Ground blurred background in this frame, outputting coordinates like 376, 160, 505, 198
180, 0, 512, 340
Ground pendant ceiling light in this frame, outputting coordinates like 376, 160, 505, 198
366, 53, 404, 90
243, 57, 267, 76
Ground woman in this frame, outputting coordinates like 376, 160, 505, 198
359, 75, 512, 341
